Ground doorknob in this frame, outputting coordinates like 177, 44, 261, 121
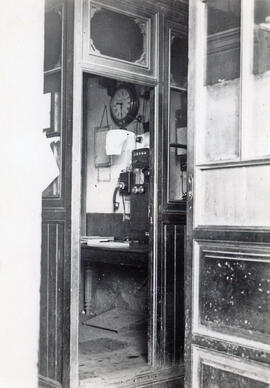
187, 174, 193, 210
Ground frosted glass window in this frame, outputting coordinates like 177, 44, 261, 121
44, 10, 62, 71
90, 5, 149, 67
42, 73, 62, 198
243, 0, 270, 159
170, 34, 188, 89
198, 0, 241, 163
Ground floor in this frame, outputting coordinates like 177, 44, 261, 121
79, 311, 150, 387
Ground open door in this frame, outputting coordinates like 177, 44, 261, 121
186, 0, 270, 387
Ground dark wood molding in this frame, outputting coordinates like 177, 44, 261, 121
192, 335, 270, 365
160, 223, 185, 364
39, 222, 64, 384
193, 228, 270, 243
80, 365, 184, 388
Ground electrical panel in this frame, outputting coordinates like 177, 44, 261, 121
130, 148, 150, 243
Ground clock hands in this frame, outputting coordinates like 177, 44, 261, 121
110, 85, 139, 127
116, 102, 123, 118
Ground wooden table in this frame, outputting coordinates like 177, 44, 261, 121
81, 242, 148, 314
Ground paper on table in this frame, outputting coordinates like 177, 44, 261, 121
86, 239, 130, 248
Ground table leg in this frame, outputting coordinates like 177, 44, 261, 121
84, 266, 94, 315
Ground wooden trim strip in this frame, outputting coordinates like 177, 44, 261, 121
196, 157, 270, 170
173, 224, 177, 363
192, 346, 270, 388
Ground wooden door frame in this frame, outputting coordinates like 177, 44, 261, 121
69, 1, 190, 386
70, 71, 160, 388
184, 0, 197, 385
39, 0, 187, 386
69, 3, 160, 382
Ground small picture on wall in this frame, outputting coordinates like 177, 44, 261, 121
94, 125, 112, 167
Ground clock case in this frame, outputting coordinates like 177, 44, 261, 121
110, 84, 139, 128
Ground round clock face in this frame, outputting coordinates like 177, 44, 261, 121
110, 85, 139, 127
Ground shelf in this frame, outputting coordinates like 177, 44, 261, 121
170, 84, 187, 92
44, 66, 61, 76
45, 131, 61, 138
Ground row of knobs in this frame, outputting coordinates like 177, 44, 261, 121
119, 182, 145, 194
132, 185, 145, 194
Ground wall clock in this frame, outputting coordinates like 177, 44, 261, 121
110, 85, 139, 128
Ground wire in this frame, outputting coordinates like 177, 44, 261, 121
121, 192, 126, 221
113, 187, 120, 212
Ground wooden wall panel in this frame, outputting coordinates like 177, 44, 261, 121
162, 223, 185, 364
86, 213, 130, 239
200, 80, 240, 163
39, 223, 49, 377
196, 164, 270, 227
39, 222, 64, 383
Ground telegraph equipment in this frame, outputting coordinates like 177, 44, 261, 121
113, 148, 150, 243
130, 148, 150, 243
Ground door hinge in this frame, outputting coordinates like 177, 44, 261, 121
187, 174, 193, 210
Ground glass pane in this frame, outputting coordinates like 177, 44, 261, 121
168, 91, 187, 201
170, 33, 188, 89
44, 9, 62, 71
243, 0, 270, 159
42, 73, 62, 198
199, 0, 241, 163
200, 256, 270, 336
90, 5, 149, 66
254, 0, 270, 74
206, 0, 241, 85
201, 364, 268, 388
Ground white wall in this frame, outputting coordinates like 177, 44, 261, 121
0, 1, 44, 387
85, 77, 150, 214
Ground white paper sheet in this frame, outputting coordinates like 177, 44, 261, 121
106, 129, 135, 155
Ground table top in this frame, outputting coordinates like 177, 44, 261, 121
81, 241, 148, 267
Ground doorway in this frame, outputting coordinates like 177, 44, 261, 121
79, 73, 154, 386
39, 2, 188, 386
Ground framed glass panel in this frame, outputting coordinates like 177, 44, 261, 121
242, 0, 270, 159
198, 0, 241, 163
168, 90, 187, 202
43, 5, 63, 199
253, 0, 270, 75
44, 9, 62, 71
206, 0, 241, 85
200, 256, 270, 336
42, 72, 62, 198
90, 4, 150, 68
170, 33, 188, 89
